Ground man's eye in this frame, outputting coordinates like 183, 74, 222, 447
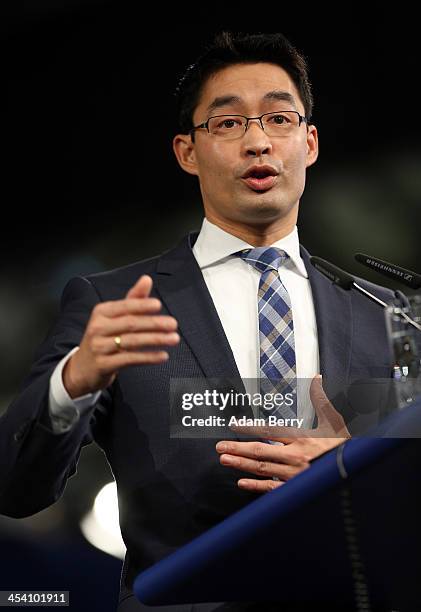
270, 114, 288, 124
219, 119, 241, 129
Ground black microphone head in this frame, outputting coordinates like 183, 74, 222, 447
310, 256, 355, 290
355, 253, 421, 290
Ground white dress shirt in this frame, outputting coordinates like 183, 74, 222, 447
48, 218, 319, 433
193, 219, 319, 425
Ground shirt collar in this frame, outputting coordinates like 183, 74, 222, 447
193, 217, 308, 278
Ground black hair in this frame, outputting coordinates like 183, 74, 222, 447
174, 31, 314, 138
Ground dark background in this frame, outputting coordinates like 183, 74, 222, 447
1, 2, 420, 609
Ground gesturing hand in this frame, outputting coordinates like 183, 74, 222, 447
63, 275, 179, 398
216, 375, 351, 493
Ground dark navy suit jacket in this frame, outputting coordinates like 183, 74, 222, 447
0, 232, 402, 611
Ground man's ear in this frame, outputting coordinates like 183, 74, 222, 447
305, 124, 319, 168
172, 133, 199, 176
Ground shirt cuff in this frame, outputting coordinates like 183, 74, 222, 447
48, 346, 101, 434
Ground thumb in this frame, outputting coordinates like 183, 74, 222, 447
310, 375, 339, 424
126, 275, 153, 299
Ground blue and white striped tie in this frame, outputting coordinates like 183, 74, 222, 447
238, 247, 297, 420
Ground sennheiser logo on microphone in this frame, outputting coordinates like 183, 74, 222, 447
365, 257, 412, 281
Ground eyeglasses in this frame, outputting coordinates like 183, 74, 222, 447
190, 110, 308, 140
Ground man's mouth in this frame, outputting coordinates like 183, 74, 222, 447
241, 165, 278, 192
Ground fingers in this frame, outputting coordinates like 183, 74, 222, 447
96, 297, 163, 318
237, 479, 284, 493
95, 331, 180, 354
219, 452, 303, 480
96, 349, 171, 370
219, 440, 311, 467
92, 313, 178, 336
216, 440, 304, 465
230, 424, 310, 440
126, 274, 153, 299
216, 440, 310, 482
89, 291, 178, 346
70, 276, 177, 396
309, 375, 331, 414
310, 375, 350, 435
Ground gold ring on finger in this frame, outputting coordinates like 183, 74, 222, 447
114, 335, 123, 350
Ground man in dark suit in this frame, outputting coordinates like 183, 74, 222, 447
0, 32, 400, 611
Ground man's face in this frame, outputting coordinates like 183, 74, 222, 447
173, 62, 318, 229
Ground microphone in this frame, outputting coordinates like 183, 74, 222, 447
310, 256, 389, 307
310, 256, 354, 290
355, 253, 421, 290
310, 256, 421, 333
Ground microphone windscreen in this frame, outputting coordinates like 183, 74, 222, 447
355, 253, 421, 290
310, 256, 355, 290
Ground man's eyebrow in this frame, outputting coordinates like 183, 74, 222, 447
206, 95, 242, 115
205, 90, 298, 116
263, 90, 297, 109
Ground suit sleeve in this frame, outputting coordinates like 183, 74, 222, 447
0, 276, 112, 518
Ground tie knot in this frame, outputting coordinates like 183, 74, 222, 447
237, 246, 289, 273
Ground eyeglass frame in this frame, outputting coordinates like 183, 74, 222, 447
189, 110, 309, 139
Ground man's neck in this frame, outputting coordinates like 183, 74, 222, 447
204, 215, 297, 247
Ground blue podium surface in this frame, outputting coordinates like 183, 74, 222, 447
133, 399, 421, 610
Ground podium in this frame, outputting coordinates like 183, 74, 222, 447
133, 399, 421, 610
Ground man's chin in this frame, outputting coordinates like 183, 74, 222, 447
238, 198, 290, 223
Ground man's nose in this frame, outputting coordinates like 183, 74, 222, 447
241, 120, 272, 157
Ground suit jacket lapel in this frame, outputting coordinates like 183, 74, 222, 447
154, 232, 249, 409
300, 245, 352, 403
